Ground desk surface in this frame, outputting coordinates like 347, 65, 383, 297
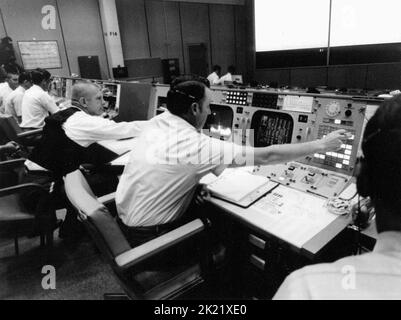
102, 138, 353, 258
209, 194, 352, 260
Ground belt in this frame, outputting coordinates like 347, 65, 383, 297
117, 217, 181, 235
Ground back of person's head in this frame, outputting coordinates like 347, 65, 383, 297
356, 95, 401, 230
167, 75, 210, 116
227, 65, 236, 74
71, 81, 99, 101
213, 65, 221, 73
18, 71, 31, 85
30, 68, 51, 85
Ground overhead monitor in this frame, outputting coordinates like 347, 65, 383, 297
254, 0, 330, 52
330, 0, 401, 47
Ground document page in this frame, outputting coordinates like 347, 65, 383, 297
250, 185, 337, 248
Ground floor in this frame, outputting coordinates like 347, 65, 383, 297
0, 210, 123, 300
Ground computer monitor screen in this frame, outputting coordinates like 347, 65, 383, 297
204, 104, 234, 138
251, 110, 294, 147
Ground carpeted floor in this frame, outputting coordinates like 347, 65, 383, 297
0, 211, 123, 300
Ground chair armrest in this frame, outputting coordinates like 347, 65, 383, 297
0, 183, 48, 197
0, 158, 26, 171
17, 128, 43, 138
115, 219, 205, 269
97, 192, 115, 206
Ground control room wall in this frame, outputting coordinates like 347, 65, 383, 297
0, 0, 109, 78
116, 0, 251, 80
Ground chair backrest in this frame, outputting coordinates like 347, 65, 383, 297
64, 170, 131, 261
0, 115, 21, 142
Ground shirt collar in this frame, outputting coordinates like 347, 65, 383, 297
163, 110, 197, 132
373, 231, 401, 254
32, 84, 44, 92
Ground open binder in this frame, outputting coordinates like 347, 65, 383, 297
206, 169, 278, 208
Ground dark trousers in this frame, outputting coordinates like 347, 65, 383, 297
117, 196, 205, 248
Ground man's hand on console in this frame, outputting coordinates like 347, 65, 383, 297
319, 129, 350, 152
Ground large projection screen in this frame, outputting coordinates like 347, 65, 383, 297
330, 0, 401, 47
255, 0, 330, 52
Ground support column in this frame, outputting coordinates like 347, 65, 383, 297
98, 0, 124, 79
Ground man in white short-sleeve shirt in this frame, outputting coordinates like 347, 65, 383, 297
4, 72, 32, 122
0, 71, 19, 114
207, 65, 222, 86
20, 68, 59, 128
116, 78, 348, 231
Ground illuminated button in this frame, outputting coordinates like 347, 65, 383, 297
334, 119, 341, 124
336, 163, 343, 169
341, 144, 346, 149
345, 150, 351, 155
321, 155, 326, 160
314, 154, 320, 158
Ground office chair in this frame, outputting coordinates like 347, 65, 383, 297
64, 169, 214, 300
0, 158, 55, 256
0, 115, 42, 146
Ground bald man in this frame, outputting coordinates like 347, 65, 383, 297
30, 81, 148, 177
29, 81, 148, 239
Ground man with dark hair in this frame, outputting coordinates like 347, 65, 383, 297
274, 95, 401, 300
4, 71, 32, 122
218, 65, 236, 85
207, 65, 222, 85
115, 76, 347, 246
0, 71, 19, 114
20, 68, 59, 128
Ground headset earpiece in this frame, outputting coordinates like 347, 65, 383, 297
355, 156, 370, 198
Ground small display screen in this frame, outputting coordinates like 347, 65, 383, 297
251, 110, 294, 147
203, 104, 234, 138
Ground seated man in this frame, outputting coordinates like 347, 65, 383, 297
0, 70, 19, 114
29, 81, 147, 238
217, 65, 235, 85
4, 71, 32, 123
274, 95, 401, 300
115, 77, 347, 246
207, 65, 222, 86
20, 68, 59, 129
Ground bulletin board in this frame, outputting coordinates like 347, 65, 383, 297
18, 41, 62, 70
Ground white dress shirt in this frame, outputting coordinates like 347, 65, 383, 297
20, 84, 59, 128
63, 108, 148, 147
207, 72, 220, 85
4, 86, 25, 119
273, 231, 401, 300
218, 72, 233, 85
0, 82, 12, 114
116, 110, 244, 227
